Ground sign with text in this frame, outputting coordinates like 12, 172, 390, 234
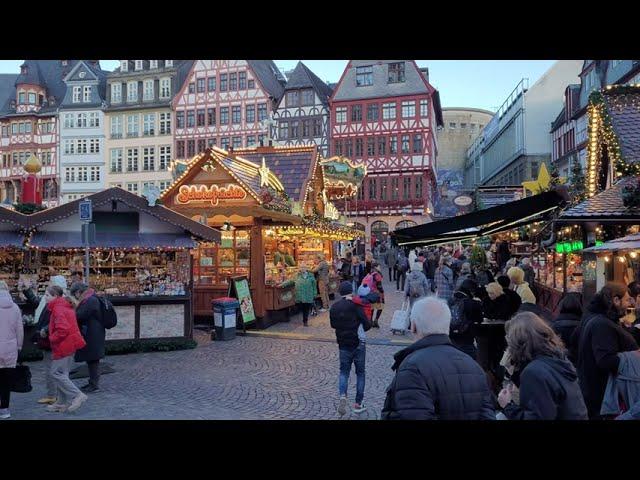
79, 199, 92, 222
176, 184, 247, 206
228, 275, 256, 324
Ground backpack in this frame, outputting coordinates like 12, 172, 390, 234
449, 296, 471, 335
97, 295, 118, 329
408, 274, 424, 298
398, 256, 409, 272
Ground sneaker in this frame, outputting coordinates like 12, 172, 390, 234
81, 384, 99, 393
38, 396, 57, 405
0, 408, 10, 419
337, 395, 347, 416
67, 393, 88, 413
46, 403, 68, 413
318, 308, 327, 313
353, 402, 367, 414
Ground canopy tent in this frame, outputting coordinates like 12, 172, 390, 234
583, 233, 640, 253
392, 188, 569, 246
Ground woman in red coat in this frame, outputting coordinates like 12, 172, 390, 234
45, 286, 88, 413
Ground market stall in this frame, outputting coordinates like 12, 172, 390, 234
22, 187, 220, 341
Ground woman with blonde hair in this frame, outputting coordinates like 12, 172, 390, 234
507, 267, 536, 304
498, 312, 587, 420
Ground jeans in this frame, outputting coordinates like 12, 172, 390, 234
51, 355, 83, 404
87, 360, 100, 388
338, 343, 366, 404
396, 271, 406, 291
0, 367, 14, 409
298, 303, 312, 324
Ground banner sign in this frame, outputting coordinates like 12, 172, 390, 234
177, 184, 247, 206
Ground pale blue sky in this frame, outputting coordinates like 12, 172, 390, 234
0, 59, 558, 112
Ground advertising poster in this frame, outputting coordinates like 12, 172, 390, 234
231, 276, 256, 324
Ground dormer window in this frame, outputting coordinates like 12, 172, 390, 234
388, 62, 406, 84
165, 60, 173, 68
20, 65, 28, 75
28, 93, 36, 104
121, 60, 129, 72
135, 60, 144, 71
150, 60, 158, 69
18, 92, 25, 104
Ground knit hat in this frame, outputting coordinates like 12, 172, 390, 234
339, 281, 353, 296
357, 284, 370, 297
50, 275, 67, 290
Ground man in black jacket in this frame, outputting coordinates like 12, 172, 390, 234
330, 281, 371, 416
381, 296, 495, 420
577, 282, 639, 419
496, 275, 521, 318
449, 279, 484, 359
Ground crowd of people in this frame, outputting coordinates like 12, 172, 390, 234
329, 239, 640, 420
0, 278, 107, 419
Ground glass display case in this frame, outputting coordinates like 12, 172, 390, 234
193, 230, 251, 286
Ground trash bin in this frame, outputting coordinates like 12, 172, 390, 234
212, 297, 240, 341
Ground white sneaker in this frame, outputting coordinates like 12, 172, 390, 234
67, 393, 88, 413
353, 402, 367, 414
318, 308, 327, 313
337, 396, 347, 416
0, 408, 10, 419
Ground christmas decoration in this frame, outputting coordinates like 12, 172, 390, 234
569, 157, 587, 204
622, 176, 640, 209
522, 163, 566, 195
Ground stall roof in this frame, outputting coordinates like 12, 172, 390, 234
29, 232, 198, 249
0, 231, 26, 247
558, 177, 640, 222
0, 205, 31, 230
583, 233, 640, 253
25, 188, 220, 243
392, 188, 569, 246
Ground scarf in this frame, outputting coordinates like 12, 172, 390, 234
35, 275, 68, 321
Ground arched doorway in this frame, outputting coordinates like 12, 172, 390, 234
395, 220, 417, 230
371, 220, 389, 249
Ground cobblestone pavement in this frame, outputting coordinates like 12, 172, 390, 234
8, 333, 404, 420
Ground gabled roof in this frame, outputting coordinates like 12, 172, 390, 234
0, 206, 32, 230
0, 74, 18, 112
601, 86, 640, 163
551, 106, 566, 132
248, 60, 285, 102
16, 61, 44, 86
26, 188, 220, 243
283, 62, 333, 105
232, 145, 319, 204
558, 176, 639, 221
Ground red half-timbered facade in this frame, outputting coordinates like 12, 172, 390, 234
171, 60, 285, 161
329, 60, 443, 241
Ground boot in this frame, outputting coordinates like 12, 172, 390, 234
373, 320, 379, 328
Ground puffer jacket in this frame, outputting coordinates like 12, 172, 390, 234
48, 296, 86, 360
381, 334, 495, 420
294, 272, 317, 304
0, 290, 23, 368
74, 289, 106, 363
330, 297, 371, 349
503, 355, 588, 420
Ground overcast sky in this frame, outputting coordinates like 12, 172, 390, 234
0, 59, 559, 112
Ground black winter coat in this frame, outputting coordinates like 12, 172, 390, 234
329, 297, 371, 349
503, 289, 522, 319
503, 356, 588, 420
577, 298, 639, 419
483, 294, 512, 321
553, 312, 581, 364
449, 292, 483, 346
74, 294, 106, 362
381, 334, 495, 420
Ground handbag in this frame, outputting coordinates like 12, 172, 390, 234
11, 363, 33, 393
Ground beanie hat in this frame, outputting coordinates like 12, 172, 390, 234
339, 281, 353, 296
357, 284, 370, 297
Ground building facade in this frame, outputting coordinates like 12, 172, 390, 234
272, 62, 332, 156
435, 108, 493, 216
0, 60, 70, 206
172, 60, 286, 160
329, 60, 443, 242
58, 60, 107, 202
464, 60, 582, 188
104, 60, 192, 196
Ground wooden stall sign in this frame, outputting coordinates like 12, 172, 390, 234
227, 275, 256, 328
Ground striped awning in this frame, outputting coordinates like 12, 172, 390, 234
29, 232, 197, 249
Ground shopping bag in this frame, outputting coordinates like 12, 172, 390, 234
390, 300, 410, 334
11, 364, 33, 393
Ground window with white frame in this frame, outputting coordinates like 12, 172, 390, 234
160, 78, 171, 99
63, 114, 74, 129
142, 181, 156, 191
159, 146, 171, 170
89, 112, 99, 128
401, 101, 415, 118
159, 181, 171, 191
126, 148, 139, 172
356, 65, 373, 87
150, 60, 158, 69
110, 149, 123, 172
77, 139, 88, 154
135, 60, 144, 71
165, 60, 173, 67
159, 113, 170, 135
76, 113, 87, 128
336, 107, 347, 123
126, 182, 139, 194
382, 102, 396, 120
89, 139, 100, 154
65, 167, 75, 182
142, 147, 155, 171
143, 79, 154, 101
143, 113, 155, 136
111, 83, 122, 103
420, 99, 429, 117
64, 139, 74, 155
77, 167, 88, 182
127, 81, 138, 102
90, 166, 100, 182
111, 115, 123, 138
127, 114, 139, 137
83, 86, 91, 102
120, 60, 129, 72
72, 86, 82, 103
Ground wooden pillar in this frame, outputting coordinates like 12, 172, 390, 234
250, 218, 266, 318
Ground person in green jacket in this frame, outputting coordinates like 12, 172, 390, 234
274, 243, 296, 267
295, 265, 317, 327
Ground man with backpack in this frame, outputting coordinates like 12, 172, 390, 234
396, 250, 409, 292
69, 282, 114, 393
449, 279, 484, 360
404, 261, 429, 308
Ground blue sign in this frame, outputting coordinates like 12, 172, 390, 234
79, 200, 92, 222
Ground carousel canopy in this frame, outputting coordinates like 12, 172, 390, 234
392, 188, 569, 246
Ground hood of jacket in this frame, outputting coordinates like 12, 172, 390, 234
617, 351, 640, 382
0, 290, 15, 309
532, 355, 579, 383
554, 312, 581, 326
47, 296, 74, 314
391, 334, 452, 371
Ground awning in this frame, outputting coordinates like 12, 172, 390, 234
0, 231, 26, 247
29, 232, 198, 249
583, 233, 640, 253
392, 188, 569, 246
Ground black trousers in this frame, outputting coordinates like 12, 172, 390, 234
298, 303, 312, 324
389, 267, 397, 281
396, 271, 406, 291
0, 367, 14, 409
87, 360, 100, 387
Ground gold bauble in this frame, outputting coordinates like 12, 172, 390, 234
23, 153, 42, 174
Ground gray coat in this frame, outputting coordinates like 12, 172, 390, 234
74, 294, 105, 363
386, 248, 397, 268
601, 351, 640, 418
